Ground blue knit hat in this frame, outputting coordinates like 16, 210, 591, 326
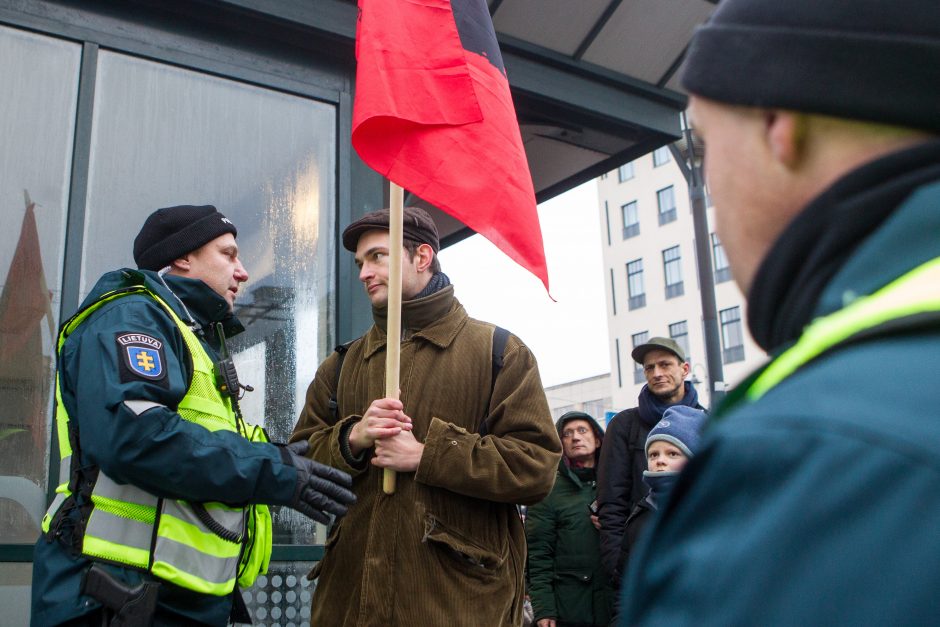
645, 406, 707, 458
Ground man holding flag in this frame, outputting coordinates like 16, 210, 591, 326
291, 206, 560, 625
289, 0, 561, 621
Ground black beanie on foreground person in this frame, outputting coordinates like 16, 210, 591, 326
134, 204, 238, 271
681, 0, 940, 135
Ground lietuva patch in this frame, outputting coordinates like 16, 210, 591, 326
116, 332, 167, 384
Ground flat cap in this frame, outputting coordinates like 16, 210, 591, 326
342, 206, 440, 253
631, 336, 686, 365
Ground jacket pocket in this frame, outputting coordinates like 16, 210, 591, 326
307, 521, 342, 581
553, 569, 594, 621
422, 513, 504, 579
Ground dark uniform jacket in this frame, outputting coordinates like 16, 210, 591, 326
526, 414, 612, 626
622, 142, 940, 626
291, 285, 561, 627
31, 269, 298, 627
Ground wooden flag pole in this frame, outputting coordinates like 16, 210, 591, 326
383, 182, 404, 494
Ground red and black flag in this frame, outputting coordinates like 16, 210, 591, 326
352, 0, 550, 292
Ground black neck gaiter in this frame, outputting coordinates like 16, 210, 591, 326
747, 140, 940, 352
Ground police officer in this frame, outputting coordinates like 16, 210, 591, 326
31, 204, 355, 626
622, 1, 940, 625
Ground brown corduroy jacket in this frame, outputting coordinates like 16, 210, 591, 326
291, 286, 561, 626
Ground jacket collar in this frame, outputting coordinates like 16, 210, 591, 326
747, 140, 940, 352
363, 285, 467, 359
83, 268, 244, 338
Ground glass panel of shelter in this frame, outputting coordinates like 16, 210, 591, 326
82, 49, 337, 544
0, 24, 80, 547
0, 23, 81, 627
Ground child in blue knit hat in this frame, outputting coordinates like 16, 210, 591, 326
616, 406, 707, 580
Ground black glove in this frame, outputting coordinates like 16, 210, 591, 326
280, 440, 356, 524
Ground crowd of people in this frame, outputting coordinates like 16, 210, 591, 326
29, 0, 940, 624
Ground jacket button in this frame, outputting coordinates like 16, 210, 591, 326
450, 440, 458, 446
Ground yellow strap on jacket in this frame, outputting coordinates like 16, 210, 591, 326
713, 256, 940, 416
41, 285, 272, 596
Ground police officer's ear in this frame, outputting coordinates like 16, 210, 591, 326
766, 109, 807, 170
168, 255, 192, 275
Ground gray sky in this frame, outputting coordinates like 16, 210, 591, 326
439, 180, 611, 387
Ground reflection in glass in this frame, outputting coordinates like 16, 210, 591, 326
0, 25, 80, 544
82, 51, 336, 546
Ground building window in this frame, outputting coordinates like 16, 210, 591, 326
669, 320, 690, 363
582, 398, 609, 422
663, 245, 684, 299
626, 259, 645, 310
621, 201, 639, 239
604, 202, 611, 246
652, 146, 671, 167
657, 185, 677, 225
711, 233, 732, 283
720, 306, 745, 363
618, 161, 634, 182
615, 338, 622, 388
609, 268, 617, 315
632, 331, 649, 384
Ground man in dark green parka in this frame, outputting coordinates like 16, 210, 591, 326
622, 1, 940, 625
527, 411, 612, 627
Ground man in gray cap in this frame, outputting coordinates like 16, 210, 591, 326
31, 204, 355, 627
595, 337, 703, 594
290, 206, 561, 626
622, 1, 940, 625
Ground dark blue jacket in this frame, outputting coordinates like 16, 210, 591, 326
31, 269, 298, 626
622, 147, 940, 625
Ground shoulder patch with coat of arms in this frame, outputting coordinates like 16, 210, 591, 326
116, 332, 168, 386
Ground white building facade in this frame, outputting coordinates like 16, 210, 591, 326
544, 373, 614, 428
597, 147, 766, 410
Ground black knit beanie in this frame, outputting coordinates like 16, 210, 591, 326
681, 0, 940, 135
133, 204, 238, 271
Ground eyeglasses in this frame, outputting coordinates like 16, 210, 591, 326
561, 426, 590, 439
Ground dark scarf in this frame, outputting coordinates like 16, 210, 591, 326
747, 140, 940, 352
642, 471, 680, 509
372, 273, 454, 333
637, 382, 700, 427
572, 466, 597, 484
413, 271, 451, 300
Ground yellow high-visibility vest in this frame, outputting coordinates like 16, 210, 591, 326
717, 256, 940, 414
42, 285, 272, 596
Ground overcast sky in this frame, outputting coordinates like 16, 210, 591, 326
438, 180, 611, 388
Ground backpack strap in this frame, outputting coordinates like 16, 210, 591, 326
478, 326, 510, 436
328, 339, 357, 422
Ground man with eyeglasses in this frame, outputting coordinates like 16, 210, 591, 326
595, 337, 704, 593
527, 411, 613, 627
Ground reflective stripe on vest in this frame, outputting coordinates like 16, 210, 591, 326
746, 256, 940, 402
42, 284, 272, 595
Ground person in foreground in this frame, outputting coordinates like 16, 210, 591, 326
621, 1, 940, 625
31, 204, 355, 626
526, 411, 612, 627
290, 206, 561, 626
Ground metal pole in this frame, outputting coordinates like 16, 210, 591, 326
677, 113, 725, 407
